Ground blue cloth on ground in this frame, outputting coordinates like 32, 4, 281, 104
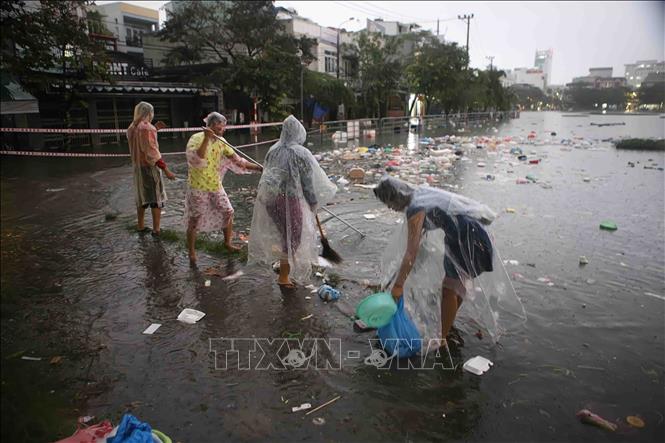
377, 297, 422, 358
108, 414, 153, 443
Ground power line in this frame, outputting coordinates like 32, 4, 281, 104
358, 1, 435, 23
332, 1, 455, 27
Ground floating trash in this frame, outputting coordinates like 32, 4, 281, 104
142, 323, 161, 335
599, 221, 618, 231
463, 356, 493, 375
626, 415, 645, 428
177, 308, 206, 324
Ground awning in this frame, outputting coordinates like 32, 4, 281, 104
83, 84, 202, 94
1, 72, 39, 115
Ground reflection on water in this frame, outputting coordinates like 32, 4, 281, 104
1, 112, 664, 442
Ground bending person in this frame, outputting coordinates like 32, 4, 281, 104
185, 112, 262, 264
127, 101, 176, 236
248, 115, 336, 289
374, 176, 499, 347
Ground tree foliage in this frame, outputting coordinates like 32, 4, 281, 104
159, 1, 314, 118
509, 84, 547, 110
302, 70, 355, 115
405, 34, 467, 113
638, 83, 664, 108
343, 31, 403, 118
0, 0, 110, 92
565, 84, 629, 110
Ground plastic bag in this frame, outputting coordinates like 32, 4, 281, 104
377, 297, 422, 358
107, 414, 153, 443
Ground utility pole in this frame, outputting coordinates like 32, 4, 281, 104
437, 18, 439, 36
457, 13, 474, 66
486, 55, 494, 71
337, 17, 355, 80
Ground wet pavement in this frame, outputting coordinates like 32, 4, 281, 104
1, 112, 664, 442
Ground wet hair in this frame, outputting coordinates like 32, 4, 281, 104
203, 112, 227, 127
373, 175, 415, 210
132, 101, 153, 125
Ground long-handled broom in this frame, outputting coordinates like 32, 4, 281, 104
315, 214, 343, 264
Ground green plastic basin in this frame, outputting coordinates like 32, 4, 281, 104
355, 292, 397, 328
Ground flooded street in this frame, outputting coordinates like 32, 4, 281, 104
2, 112, 664, 442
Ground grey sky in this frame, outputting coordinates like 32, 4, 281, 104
97, 1, 664, 85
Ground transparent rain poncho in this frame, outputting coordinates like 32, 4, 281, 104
248, 116, 337, 282
376, 177, 526, 343
127, 120, 166, 208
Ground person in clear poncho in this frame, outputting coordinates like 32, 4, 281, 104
248, 115, 337, 288
127, 101, 176, 236
185, 112, 262, 264
374, 176, 526, 347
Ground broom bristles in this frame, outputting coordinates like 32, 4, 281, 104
320, 237, 343, 264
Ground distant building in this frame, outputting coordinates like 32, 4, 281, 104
588, 67, 613, 78
570, 67, 626, 89
89, 2, 159, 59
366, 18, 421, 36
502, 68, 546, 90
624, 60, 665, 88
534, 49, 553, 87
277, 8, 355, 78
641, 72, 665, 88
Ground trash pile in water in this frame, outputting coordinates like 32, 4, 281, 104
316, 131, 618, 191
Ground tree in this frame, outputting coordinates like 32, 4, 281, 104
405, 34, 469, 113
302, 70, 355, 118
566, 84, 629, 110
344, 31, 403, 118
159, 1, 314, 119
639, 83, 665, 109
1, 0, 110, 135
1, 1, 110, 92
509, 84, 546, 110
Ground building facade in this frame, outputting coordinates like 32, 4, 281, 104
534, 49, 553, 87
571, 67, 626, 89
89, 2, 159, 61
502, 68, 546, 90
624, 60, 665, 89
277, 8, 355, 79
366, 18, 420, 36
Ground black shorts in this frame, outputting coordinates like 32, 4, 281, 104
443, 215, 494, 280
142, 202, 164, 209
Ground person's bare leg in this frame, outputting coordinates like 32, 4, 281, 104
137, 206, 146, 230
277, 259, 293, 287
441, 286, 459, 340
223, 218, 241, 252
187, 224, 197, 264
151, 207, 161, 234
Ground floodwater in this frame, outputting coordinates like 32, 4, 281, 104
1, 112, 664, 442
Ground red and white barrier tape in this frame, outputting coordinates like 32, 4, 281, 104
0, 121, 283, 134
0, 128, 320, 158
0, 150, 130, 158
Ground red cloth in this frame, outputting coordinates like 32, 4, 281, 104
266, 195, 303, 254
155, 158, 166, 170
54, 418, 113, 443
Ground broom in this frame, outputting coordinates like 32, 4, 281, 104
315, 214, 343, 264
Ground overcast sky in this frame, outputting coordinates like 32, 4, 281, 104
96, 1, 664, 85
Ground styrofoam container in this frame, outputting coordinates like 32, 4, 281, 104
463, 356, 493, 375
177, 308, 206, 324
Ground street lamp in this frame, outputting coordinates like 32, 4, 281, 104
297, 49, 305, 121
337, 17, 356, 79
